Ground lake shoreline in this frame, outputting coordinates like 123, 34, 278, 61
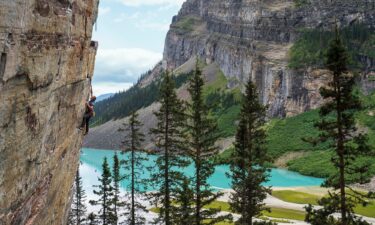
81, 147, 375, 192
80, 147, 325, 189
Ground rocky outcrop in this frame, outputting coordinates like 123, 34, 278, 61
164, 0, 375, 117
0, 0, 98, 224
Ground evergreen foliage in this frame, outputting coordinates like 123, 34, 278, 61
293, 0, 310, 7
91, 72, 192, 127
289, 23, 375, 70
228, 80, 273, 225
87, 213, 98, 225
149, 72, 189, 225
69, 170, 87, 225
89, 157, 117, 225
174, 178, 195, 225
186, 62, 231, 224
111, 152, 124, 224
304, 27, 375, 225
120, 112, 148, 225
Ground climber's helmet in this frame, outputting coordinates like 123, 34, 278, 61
90, 96, 97, 102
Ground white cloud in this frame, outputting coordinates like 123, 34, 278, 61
94, 48, 162, 83
113, 12, 141, 23
117, 0, 185, 7
113, 11, 170, 31
99, 7, 111, 16
93, 82, 133, 96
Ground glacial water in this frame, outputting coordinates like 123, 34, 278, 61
80, 148, 324, 193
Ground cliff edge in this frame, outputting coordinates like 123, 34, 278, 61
0, 0, 98, 224
164, 0, 375, 117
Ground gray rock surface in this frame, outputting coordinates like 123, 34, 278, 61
164, 0, 375, 117
0, 0, 98, 224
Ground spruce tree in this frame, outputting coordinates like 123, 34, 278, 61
89, 157, 116, 225
120, 112, 148, 225
174, 178, 194, 225
149, 72, 189, 225
87, 213, 98, 225
304, 27, 374, 225
186, 62, 231, 224
69, 170, 87, 225
111, 152, 123, 224
228, 80, 273, 225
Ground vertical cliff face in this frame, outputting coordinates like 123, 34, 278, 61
164, 0, 375, 117
0, 0, 98, 224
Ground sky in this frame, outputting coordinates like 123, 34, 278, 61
91, 0, 186, 96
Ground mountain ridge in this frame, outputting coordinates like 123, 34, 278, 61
85, 0, 375, 181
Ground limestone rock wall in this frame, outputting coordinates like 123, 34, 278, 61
0, 0, 98, 224
164, 0, 375, 117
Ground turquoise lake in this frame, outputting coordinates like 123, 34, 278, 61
80, 148, 324, 192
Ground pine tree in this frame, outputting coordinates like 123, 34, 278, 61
69, 170, 87, 225
87, 213, 98, 225
304, 26, 374, 225
111, 152, 123, 224
186, 61, 231, 224
174, 178, 194, 225
89, 157, 117, 225
149, 72, 189, 225
228, 80, 273, 225
120, 112, 148, 225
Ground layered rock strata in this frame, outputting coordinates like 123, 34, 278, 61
164, 0, 375, 117
0, 0, 98, 224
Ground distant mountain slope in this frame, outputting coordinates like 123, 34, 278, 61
85, 62, 238, 150
92, 0, 375, 128
164, 0, 375, 117
85, 0, 375, 183
90, 70, 192, 127
96, 93, 114, 102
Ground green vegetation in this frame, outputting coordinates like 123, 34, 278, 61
89, 157, 117, 224
92, 72, 192, 127
300, 29, 373, 225
214, 88, 375, 181
205, 201, 306, 221
186, 62, 230, 224
148, 73, 189, 224
214, 147, 234, 164
262, 208, 306, 221
205, 201, 231, 212
272, 190, 320, 205
203, 71, 228, 95
287, 151, 334, 178
68, 170, 87, 225
289, 24, 375, 70
271, 190, 375, 218
151, 197, 375, 220
215, 105, 241, 138
354, 203, 375, 218
120, 112, 148, 225
203, 72, 241, 138
293, 0, 310, 7
285, 89, 375, 179
286, 150, 375, 179
152, 200, 308, 221
173, 16, 202, 33
265, 110, 328, 159
228, 80, 273, 224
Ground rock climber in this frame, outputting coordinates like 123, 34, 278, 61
79, 95, 96, 135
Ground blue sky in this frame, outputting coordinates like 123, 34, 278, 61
92, 0, 185, 95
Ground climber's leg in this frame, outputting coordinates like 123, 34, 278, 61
79, 113, 89, 130
84, 116, 91, 135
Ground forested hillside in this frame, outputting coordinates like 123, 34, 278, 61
91, 72, 191, 126
88, 4, 375, 182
